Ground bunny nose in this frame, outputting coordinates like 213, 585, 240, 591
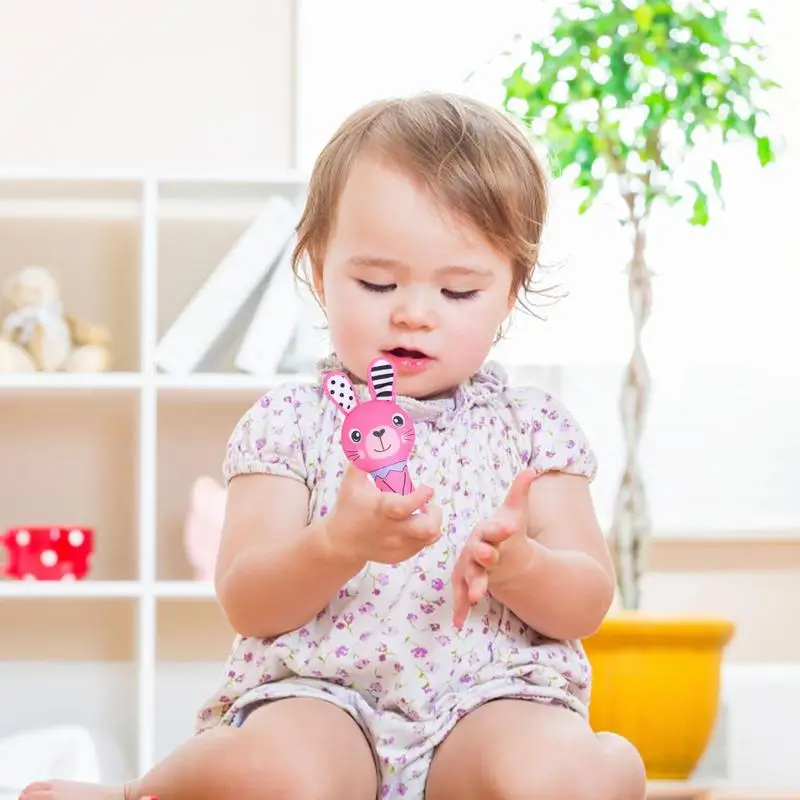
373, 428, 386, 438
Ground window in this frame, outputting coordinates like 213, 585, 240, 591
292, 0, 800, 536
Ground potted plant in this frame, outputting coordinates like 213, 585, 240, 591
496, 0, 779, 780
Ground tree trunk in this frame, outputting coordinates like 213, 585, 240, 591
608, 221, 653, 610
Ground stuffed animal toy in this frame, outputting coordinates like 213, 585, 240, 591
183, 475, 226, 582
0, 266, 113, 373
0, 339, 36, 372
1, 266, 72, 372
63, 310, 113, 373
324, 357, 417, 495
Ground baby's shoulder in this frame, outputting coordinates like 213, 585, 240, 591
253, 379, 328, 429
222, 380, 329, 485
504, 382, 559, 413
483, 382, 568, 432
499, 383, 597, 479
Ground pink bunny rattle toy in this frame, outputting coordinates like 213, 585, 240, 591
324, 357, 416, 495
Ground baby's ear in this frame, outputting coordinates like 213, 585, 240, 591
324, 370, 357, 414
367, 358, 395, 402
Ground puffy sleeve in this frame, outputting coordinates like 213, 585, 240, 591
222, 384, 308, 486
523, 387, 598, 481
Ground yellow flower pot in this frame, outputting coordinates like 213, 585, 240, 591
582, 613, 735, 780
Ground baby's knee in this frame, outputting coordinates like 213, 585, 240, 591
225, 698, 378, 800
252, 764, 336, 799
481, 746, 595, 800
596, 731, 647, 799
231, 746, 341, 800
481, 731, 645, 800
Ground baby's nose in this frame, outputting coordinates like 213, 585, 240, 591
373, 428, 386, 438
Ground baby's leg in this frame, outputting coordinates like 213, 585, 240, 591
19, 697, 379, 800
425, 698, 646, 800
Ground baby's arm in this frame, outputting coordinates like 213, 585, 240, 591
215, 472, 364, 639
214, 386, 366, 639
487, 389, 614, 640
489, 471, 614, 640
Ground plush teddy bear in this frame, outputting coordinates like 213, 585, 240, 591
0, 338, 37, 372
0, 266, 113, 373
1, 266, 72, 371
63, 311, 113, 373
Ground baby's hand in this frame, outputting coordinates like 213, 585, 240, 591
325, 463, 442, 565
451, 469, 536, 629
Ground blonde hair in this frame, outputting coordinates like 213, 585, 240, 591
292, 92, 550, 314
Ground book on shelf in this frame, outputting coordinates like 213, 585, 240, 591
154, 194, 299, 375
233, 238, 298, 376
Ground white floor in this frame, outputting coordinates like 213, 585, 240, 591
0, 661, 797, 790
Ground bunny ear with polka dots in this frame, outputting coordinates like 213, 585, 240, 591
324, 371, 358, 415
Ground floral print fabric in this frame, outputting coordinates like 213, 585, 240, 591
195, 355, 598, 798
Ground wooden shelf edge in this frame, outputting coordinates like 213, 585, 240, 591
0, 580, 217, 600
647, 782, 800, 799
647, 782, 711, 799
0, 372, 142, 392
0, 580, 141, 598
0, 168, 310, 184
0, 371, 318, 393
154, 581, 216, 599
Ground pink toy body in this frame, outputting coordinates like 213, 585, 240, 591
324, 358, 416, 495
183, 475, 226, 582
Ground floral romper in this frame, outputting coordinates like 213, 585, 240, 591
195, 355, 598, 799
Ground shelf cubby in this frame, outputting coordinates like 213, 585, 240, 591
155, 391, 263, 582
0, 170, 307, 776
0, 596, 139, 785
0, 178, 143, 373
0, 389, 140, 582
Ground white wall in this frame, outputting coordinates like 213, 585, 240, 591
557, 365, 800, 536
294, 0, 800, 539
0, 0, 296, 172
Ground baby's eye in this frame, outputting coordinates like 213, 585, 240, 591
442, 288, 479, 300
392, 413, 405, 427
358, 280, 395, 293
349, 430, 362, 443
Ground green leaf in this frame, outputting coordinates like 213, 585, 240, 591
489, 0, 779, 228
747, 8, 765, 23
757, 135, 775, 166
688, 180, 709, 226
634, 4, 655, 32
710, 159, 723, 203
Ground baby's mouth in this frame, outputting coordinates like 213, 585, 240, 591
385, 347, 430, 360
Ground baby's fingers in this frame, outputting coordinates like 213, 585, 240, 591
467, 568, 488, 605
452, 572, 471, 630
408, 502, 443, 543
472, 540, 499, 569
472, 518, 516, 546
453, 556, 487, 629
379, 483, 434, 520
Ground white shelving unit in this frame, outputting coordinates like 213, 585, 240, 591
0, 171, 311, 781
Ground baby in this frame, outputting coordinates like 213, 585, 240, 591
21, 92, 646, 799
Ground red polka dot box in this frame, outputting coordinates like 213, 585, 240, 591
1, 526, 94, 580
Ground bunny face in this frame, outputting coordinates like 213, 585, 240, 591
324, 358, 416, 471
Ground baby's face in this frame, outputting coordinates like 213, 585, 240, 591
317, 157, 515, 399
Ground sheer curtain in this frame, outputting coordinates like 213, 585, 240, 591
293, 0, 800, 536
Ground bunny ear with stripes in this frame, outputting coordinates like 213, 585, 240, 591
367, 358, 395, 402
